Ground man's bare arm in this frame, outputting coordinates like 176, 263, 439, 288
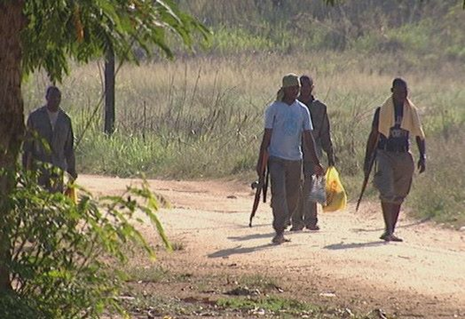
416, 136, 426, 174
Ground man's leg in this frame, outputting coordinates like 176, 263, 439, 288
291, 161, 308, 231
389, 152, 414, 241
380, 201, 393, 240
269, 158, 289, 243
388, 203, 403, 241
285, 160, 302, 230
290, 184, 305, 231
299, 161, 319, 230
306, 201, 319, 230
374, 151, 398, 241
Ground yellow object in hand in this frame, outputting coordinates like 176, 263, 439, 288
65, 184, 78, 204
323, 166, 347, 212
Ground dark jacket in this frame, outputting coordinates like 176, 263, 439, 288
23, 106, 76, 178
299, 96, 334, 161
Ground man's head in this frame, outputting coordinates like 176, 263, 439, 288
299, 75, 314, 98
45, 86, 61, 112
281, 73, 300, 101
391, 78, 408, 105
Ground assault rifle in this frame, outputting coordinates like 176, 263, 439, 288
356, 133, 379, 212
249, 152, 269, 227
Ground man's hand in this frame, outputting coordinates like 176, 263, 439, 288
417, 156, 426, 174
313, 163, 325, 176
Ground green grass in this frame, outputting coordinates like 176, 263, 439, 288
217, 296, 318, 315
236, 274, 281, 292
216, 295, 373, 318
124, 266, 171, 283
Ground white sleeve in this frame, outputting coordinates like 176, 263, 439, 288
303, 106, 313, 131
264, 103, 276, 129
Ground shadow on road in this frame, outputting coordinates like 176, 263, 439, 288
351, 217, 431, 233
228, 232, 275, 241
324, 241, 386, 250
208, 243, 273, 258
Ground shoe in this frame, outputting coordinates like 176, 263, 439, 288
290, 226, 304, 231
306, 224, 320, 231
389, 234, 403, 242
379, 232, 389, 241
272, 234, 290, 245
380, 233, 403, 242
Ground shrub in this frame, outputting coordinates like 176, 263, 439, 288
0, 167, 168, 318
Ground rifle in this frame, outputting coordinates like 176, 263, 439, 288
356, 134, 379, 212
249, 152, 269, 227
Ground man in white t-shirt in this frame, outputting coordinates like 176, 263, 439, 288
23, 86, 77, 192
256, 74, 324, 244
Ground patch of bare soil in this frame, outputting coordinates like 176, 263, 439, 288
80, 175, 465, 319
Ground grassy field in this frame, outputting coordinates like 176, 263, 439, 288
22, 51, 465, 227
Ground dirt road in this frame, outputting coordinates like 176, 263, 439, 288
80, 175, 465, 318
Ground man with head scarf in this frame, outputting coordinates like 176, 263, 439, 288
363, 78, 426, 242
291, 75, 335, 231
23, 86, 77, 192
256, 74, 324, 244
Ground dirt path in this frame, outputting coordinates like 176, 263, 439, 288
80, 175, 465, 318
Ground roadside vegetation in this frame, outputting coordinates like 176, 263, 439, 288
120, 264, 385, 318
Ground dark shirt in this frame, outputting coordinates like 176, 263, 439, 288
23, 106, 76, 177
372, 103, 410, 151
299, 95, 334, 160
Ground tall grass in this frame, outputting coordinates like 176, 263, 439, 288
408, 127, 465, 227
23, 52, 465, 201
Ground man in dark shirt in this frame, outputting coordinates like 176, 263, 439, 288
23, 86, 77, 192
363, 78, 426, 242
291, 75, 335, 231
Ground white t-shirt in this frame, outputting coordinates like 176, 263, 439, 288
264, 100, 313, 161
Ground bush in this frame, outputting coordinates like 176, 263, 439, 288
0, 167, 169, 318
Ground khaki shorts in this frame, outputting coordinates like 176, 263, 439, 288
373, 150, 414, 204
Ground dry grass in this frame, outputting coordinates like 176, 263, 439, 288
22, 52, 465, 225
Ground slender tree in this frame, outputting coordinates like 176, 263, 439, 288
0, 0, 209, 292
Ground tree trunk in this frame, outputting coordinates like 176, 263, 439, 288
0, 1, 26, 292
104, 47, 115, 135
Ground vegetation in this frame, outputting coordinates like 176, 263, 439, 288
177, 0, 465, 64
0, 167, 167, 318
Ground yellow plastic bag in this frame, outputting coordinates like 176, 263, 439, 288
323, 166, 347, 212
64, 183, 78, 204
